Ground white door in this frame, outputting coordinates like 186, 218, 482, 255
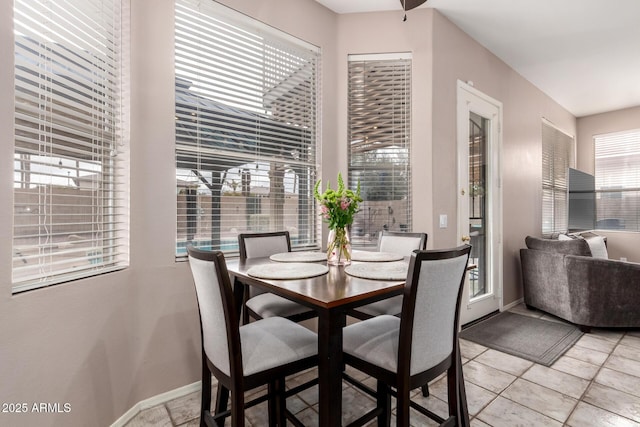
457, 81, 503, 326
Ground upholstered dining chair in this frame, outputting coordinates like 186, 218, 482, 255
238, 231, 318, 325
348, 231, 427, 320
187, 247, 318, 427
342, 245, 472, 427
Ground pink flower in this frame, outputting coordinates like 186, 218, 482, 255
321, 205, 329, 214
340, 198, 350, 210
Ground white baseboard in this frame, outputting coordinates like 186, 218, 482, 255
502, 297, 524, 312
110, 381, 202, 427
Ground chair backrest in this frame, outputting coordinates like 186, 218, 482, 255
398, 245, 471, 376
377, 231, 427, 256
238, 231, 291, 260
187, 247, 240, 378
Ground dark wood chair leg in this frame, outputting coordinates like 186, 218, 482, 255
396, 384, 411, 427
267, 382, 277, 427
201, 359, 212, 427
276, 378, 287, 426
376, 381, 391, 427
214, 385, 229, 427
231, 388, 245, 427
421, 384, 429, 397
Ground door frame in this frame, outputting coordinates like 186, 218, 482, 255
456, 80, 503, 325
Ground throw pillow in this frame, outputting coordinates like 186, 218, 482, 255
584, 235, 609, 259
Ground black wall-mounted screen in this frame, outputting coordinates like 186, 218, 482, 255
568, 168, 596, 232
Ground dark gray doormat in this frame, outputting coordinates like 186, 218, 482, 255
459, 312, 584, 366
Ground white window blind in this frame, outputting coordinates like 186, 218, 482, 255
541, 121, 574, 236
347, 54, 412, 248
595, 129, 640, 231
175, 0, 320, 256
13, 0, 128, 293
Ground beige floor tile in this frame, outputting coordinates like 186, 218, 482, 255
575, 334, 617, 353
476, 396, 562, 427
551, 355, 600, 380
470, 418, 492, 427
245, 400, 269, 426
521, 364, 590, 399
426, 376, 496, 417
402, 394, 446, 426
289, 407, 318, 427
564, 344, 610, 366
566, 402, 640, 427
165, 391, 200, 425
501, 378, 578, 423
605, 354, 640, 378
620, 334, 640, 350
341, 385, 376, 425
463, 381, 498, 417
474, 348, 534, 376
460, 339, 488, 360
588, 329, 624, 343
614, 343, 640, 363
286, 394, 311, 415
583, 383, 640, 423
463, 360, 516, 394
595, 367, 640, 398
295, 383, 319, 406
125, 405, 173, 427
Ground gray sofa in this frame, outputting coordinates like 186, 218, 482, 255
520, 236, 640, 332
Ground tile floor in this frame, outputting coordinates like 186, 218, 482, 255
125, 305, 640, 426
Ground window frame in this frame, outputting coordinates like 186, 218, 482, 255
174, 0, 321, 258
347, 53, 412, 248
594, 128, 640, 232
541, 120, 575, 237
12, 0, 129, 293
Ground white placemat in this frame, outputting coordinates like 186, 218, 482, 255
344, 261, 408, 281
247, 262, 329, 280
351, 250, 404, 262
269, 251, 327, 263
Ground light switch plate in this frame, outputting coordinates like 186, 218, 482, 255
439, 214, 447, 228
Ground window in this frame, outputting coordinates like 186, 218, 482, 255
347, 54, 412, 248
595, 129, 640, 231
175, 0, 320, 256
541, 121, 574, 236
13, 0, 128, 293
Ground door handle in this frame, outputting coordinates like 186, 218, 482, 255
461, 235, 471, 242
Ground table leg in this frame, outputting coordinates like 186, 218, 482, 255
317, 309, 345, 427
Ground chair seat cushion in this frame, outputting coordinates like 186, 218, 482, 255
240, 317, 317, 376
354, 295, 402, 317
246, 293, 314, 318
343, 315, 400, 373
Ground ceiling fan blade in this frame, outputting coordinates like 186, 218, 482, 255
401, 0, 428, 11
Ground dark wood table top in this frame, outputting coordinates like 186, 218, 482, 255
225, 256, 405, 310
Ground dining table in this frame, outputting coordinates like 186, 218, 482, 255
225, 253, 470, 427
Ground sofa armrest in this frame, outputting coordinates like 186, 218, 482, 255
565, 256, 640, 328
520, 248, 573, 320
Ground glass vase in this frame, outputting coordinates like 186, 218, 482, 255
327, 226, 352, 266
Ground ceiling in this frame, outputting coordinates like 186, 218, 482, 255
314, 0, 640, 117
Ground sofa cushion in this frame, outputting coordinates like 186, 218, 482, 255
525, 236, 592, 256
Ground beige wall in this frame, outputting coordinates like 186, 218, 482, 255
576, 106, 640, 262
430, 12, 576, 305
0, 0, 337, 426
